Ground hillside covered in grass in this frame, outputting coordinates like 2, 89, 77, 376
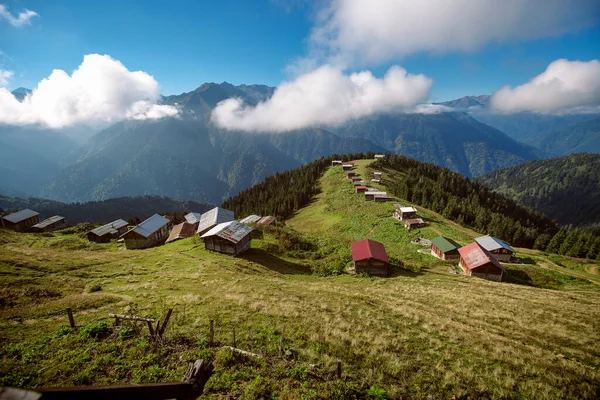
1, 158, 599, 399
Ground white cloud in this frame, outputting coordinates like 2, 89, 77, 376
0, 69, 12, 86
411, 104, 453, 114
306, 0, 600, 67
0, 4, 38, 27
211, 65, 432, 132
0, 54, 178, 128
489, 59, 600, 114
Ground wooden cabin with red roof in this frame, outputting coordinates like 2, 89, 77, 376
458, 242, 505, 282
351, 239, 391, 276
355, 185, 367, 193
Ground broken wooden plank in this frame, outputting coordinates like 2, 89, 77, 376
108, 314, 155, 323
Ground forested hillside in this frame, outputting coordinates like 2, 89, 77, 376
478, 153, 600, 227
374, 155, 557, 248
0, 195, 212, 225
222, 152, 375, 218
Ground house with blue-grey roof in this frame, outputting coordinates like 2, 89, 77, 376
31, 215, 67, 232
87, 219, 129, 243
120, 214, 170, 249
201, 220, 252, 256
475, 235, 515, 262
1, 209, 39, 232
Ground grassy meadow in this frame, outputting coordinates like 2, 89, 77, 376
1, 160, 600, 399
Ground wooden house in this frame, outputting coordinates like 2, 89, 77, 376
355, 185, 368, 193
184, 212, 203, 225
31, 215, 67, 232
475, 235, 515, 262
346, 171, 356, 178
365, 191, 387, 201
166, 221, 198, 244
458, 242, 505, 282
374, 194, 392, 203
394, 206, 417, 220
331, 160, 343, 166
240, 215, 261, 224
120, 214, 170, 250
351, 239, 390, 276
373, 171, 383, 179
196, 207, 235, 236
1, 209, 39, 232
201, 221, 253, 256
87, 219, 128, 243
342, 163, 354, 171
353, 180, 367, 187
374, 154, 385, 159
257, 216, 276, 226
404, 218, 425, 230
371, 178, 381, 184
430, 236, 461, 260
350, 176, 362, 182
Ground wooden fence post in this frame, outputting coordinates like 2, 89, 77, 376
209, 320, 214, 346
337, 360, 342, 378
146, 321, 154, 336
66, 308, 75, 328
158, 308, 173, 337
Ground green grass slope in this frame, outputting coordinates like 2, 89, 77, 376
1, 162, 600, 399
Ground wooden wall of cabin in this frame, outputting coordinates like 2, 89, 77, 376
354, 259, 389, 276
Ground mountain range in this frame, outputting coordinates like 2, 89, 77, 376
1, 86, 598, 205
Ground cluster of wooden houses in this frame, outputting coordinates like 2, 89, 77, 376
0, 205, 276, 257
334, 160, 392, 202
0, 209, 67, 233
430, 235, 513, 281
333, 158, 514, 282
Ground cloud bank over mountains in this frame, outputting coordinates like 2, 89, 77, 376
490, 59, 600, 114
213, 0, 600, 132
0, 54, 178, 128
212, 65, 432, 132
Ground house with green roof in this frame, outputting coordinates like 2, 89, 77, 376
431, 236, 461, 260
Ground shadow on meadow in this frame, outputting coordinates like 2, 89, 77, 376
241, 248, 312, 275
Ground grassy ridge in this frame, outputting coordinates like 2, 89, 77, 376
1, 161, 600, 399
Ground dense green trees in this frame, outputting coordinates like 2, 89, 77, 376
478, 153, 600, 226
378, 154, 557, 248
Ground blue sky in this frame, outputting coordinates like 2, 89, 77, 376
0, 0, 599, 102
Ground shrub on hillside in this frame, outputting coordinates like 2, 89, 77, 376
80, 321, 111, 339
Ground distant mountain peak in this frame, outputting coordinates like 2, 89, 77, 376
436, 95, 490, 109
10, 87, 32, 102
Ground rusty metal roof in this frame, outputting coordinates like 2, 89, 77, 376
196, 207, 235, 234
201, 220, 253, 243
240, 215, 261, 224
352, 239, 390, 263
257, 216, 276, 226
404, 218, 424, 225
90, 219, 128, 237
166, 222, 197, 243
32, 215, 65, 229
3, 209, 39, 223
458, 242, 505, 271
